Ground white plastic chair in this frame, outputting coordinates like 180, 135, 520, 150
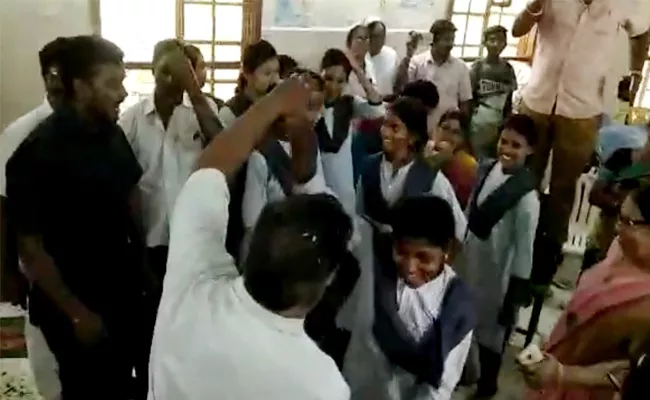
563, 168, 600, 255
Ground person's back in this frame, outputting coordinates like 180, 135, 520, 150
149, 170, 350, 400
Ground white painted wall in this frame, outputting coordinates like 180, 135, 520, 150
0, 0, 94, 129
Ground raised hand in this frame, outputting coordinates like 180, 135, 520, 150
269, 75, 313, 118
161, 44, 197, 90
406, 31, 423, 58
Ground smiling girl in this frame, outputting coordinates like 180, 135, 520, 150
454, 113, 540, 397
217, 40, 280, 262
343, 196, 475, 400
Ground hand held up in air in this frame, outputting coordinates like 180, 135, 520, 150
162, 44, 198, 91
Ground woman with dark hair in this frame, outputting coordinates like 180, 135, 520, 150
216, 40, 279, 262
520, 185, 650, 400
218, 40, 279, 127
278, 54, 299, 79
455, 114, 540, 397
313, 48, 383, 224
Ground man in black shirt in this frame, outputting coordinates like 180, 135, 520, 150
6, 35, 149, 400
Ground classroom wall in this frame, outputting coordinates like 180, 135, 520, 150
0, 0, 634, 130
261, 0, 450, 69
0, 0, 94, 130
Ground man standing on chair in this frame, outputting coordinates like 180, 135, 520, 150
512, 0, 650, 279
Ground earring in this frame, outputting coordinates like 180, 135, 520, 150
443, 254, 449, 263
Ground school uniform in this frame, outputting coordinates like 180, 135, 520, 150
343, 155, 473, 399
315, 94, 385, 219
454, 160, 539, 393
241, 138, 335, 257
119, 93, 221, 275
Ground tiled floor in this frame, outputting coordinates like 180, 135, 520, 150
0, 257, 580, 400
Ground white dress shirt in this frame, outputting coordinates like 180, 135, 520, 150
370, 46, 399, 96
118, 94, 220, 247
0, 99, 53, 196
148, 168, 349, 400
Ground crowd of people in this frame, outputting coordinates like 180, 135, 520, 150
1, 1, 650, 399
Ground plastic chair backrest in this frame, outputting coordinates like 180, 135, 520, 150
563, 167, 600, 255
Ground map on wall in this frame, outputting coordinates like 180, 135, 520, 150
267, 0, 443, 30
274, 0, 309, 27
398, 0, 435, 8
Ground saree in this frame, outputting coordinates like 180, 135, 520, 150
526, 240, 650, 400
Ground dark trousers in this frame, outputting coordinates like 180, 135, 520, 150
133, 246, 169, 399
304, 251, 360, 369
476, 326, 513, 396
37, 300, 138, 400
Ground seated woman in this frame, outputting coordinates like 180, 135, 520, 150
521, 185, 650, 399
343, 196, 475, 400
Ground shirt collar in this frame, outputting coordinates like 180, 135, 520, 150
232, 277, 305, 336
143, 93, 193, 116
426, 51, 451, 66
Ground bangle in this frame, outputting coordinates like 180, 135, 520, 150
526, 2, 544, 17
630, 70, 643, 77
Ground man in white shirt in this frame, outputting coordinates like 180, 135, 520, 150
0, 37, 70, 400
512, 0, 650, 279
148, 50, 351, 400
365, 17, 399, 99
118, 38, 222, 399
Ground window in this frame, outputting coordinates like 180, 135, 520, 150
449, 0, 532, 105
450, 0, 528, 59
97, 0, 261, 109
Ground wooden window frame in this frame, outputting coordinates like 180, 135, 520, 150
92, 0, 261, 96
445, 0, 534, 63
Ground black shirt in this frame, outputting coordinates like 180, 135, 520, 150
6, 107, 143, 315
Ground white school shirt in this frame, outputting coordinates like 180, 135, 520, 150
0, 99, 53, 196
377, 157, 467, 243
148, 169, 349, 400
118, 93, 220, 247
319, 97, 385, 219
344, 265, 473, 400
370, 46, 399, 96
242, 140, 336, 231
